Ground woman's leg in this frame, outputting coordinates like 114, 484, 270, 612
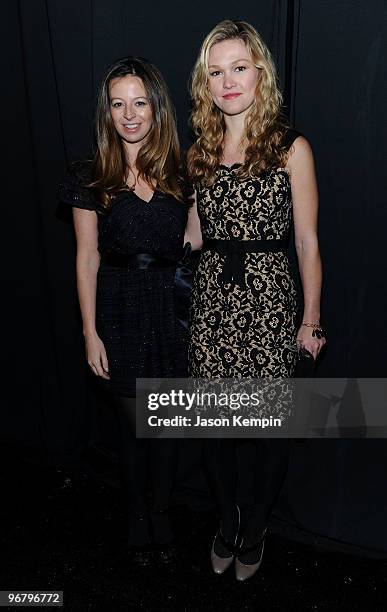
149, 438, 177, 544
203, 438, 239, 555
113, 396, 150, 545
239, 438, 290, 561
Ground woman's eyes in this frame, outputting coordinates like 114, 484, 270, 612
111, 100, 147, 108
210, 66, 247, 77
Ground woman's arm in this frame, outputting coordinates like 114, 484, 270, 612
73, 208, 109, 379
288, 136, 326, 359
184, 191, 203, 250
184, 146, 203, 250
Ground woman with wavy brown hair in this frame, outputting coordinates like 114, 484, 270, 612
185, 20, 326, 580
59, 56, 188, 565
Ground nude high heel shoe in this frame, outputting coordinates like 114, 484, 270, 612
211, 505, 241, 575
235, 527, 267, 582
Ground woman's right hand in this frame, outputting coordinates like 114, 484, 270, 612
84, 331, 110, 379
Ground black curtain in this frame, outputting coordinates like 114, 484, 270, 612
274, 0, 387, 557
4, 0, 387, 555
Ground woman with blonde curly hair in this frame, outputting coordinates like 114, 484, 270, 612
185, 20, 326, 580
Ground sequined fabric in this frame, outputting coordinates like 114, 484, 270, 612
58, 161, 188, 396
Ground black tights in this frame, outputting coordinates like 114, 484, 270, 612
204, 438, 290, 543
113, 396, 177, 516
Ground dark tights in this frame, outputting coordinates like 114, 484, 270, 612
204, 438, 290, 544
113, 396, 177, 542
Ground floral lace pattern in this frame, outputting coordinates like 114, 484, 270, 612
189, 165, 299, 379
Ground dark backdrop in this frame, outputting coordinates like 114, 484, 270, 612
4, 0, 387, 556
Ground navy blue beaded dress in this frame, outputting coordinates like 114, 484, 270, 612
59, 162, 188, 397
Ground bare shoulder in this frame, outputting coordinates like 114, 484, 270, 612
288, 135, 313, 159
287, 136, 315, 172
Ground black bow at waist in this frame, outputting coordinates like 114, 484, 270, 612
100, 247, 194, 331
203, 238, 288, 288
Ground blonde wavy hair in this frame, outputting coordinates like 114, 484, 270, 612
188, 20, 290, 186
88, 56, 182, 205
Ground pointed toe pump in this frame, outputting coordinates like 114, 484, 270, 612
235, 527, 267, 582
211, 505, 241, 575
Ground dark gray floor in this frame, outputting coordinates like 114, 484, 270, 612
1, 449, 386, 611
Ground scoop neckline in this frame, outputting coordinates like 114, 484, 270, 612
219, 162, 243, 170
217, 164, 291, 177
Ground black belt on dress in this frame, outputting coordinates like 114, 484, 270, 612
203, 238, 288, 288
101, 252, 177, 269
100, 248, 193, 331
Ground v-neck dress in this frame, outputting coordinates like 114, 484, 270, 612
59, 161, 188, 397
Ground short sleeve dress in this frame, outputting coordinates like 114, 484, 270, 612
59, 161, 189, 397
189, 129, 302, 379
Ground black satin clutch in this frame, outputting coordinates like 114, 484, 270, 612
299, 346, 314, 361
290, 343, 315, 377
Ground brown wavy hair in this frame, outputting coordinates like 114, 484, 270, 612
188, 20, 290, 186
88, 56, 182, 205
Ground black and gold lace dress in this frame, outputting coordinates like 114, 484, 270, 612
189, 130, 301, 380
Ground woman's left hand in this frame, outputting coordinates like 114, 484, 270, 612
296, 325, 327, 361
